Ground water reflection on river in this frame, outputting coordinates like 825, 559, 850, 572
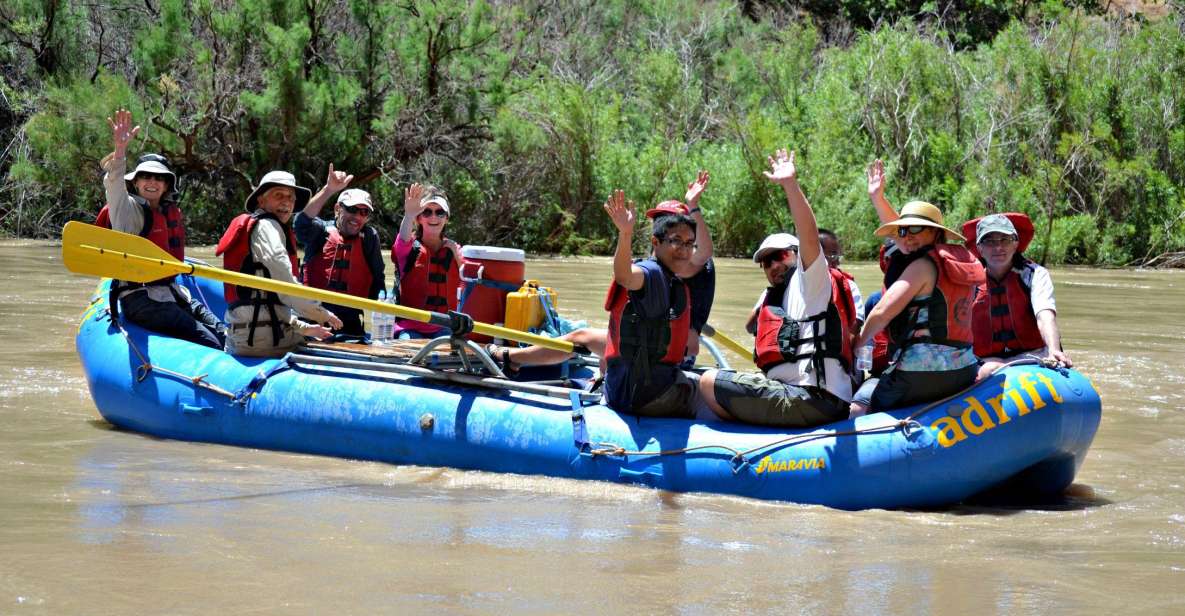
1, 240, 1182, 613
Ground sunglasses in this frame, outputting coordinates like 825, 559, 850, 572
341, 204, 371, 216
420, 208, 448, 218
136, 172, 171, 183
896, 225, 930, 238
759, 247, 796, 267
137, 153, 170, 166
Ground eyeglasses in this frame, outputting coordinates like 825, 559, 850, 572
824, 251, 843, 263
759, 247, 796, 268
420, 208, 448, 218
341, 204, 371, 216
136, 172, 171, 183
896, 225, 930, 238
661, 237, 696, 250
978, 235, 1016, 248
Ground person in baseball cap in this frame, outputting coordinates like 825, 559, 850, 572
294, 164, 386, 338
645, 172, 716, 368
699, 148, 857, 429
962, 212, 1071, 373
390, 182, 464, 339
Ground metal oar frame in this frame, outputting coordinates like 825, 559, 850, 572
292, 333, 602, 405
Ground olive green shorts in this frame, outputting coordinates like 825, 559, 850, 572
713, 370, 848, 428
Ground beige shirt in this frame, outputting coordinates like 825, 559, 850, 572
225, 215, 333, 335
101, 154, 189, 304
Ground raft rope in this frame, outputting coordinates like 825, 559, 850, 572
109, 309, 236, 400
585, 356, 1064, 471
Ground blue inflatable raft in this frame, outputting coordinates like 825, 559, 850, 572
76, 276, 1102, 510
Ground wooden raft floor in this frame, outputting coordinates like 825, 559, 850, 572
302, 338, 479, 364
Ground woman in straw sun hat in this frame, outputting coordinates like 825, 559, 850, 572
848, 159, 986, 416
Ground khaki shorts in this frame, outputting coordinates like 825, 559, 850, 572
713, 370, 848, 428
225, 321, 304, 357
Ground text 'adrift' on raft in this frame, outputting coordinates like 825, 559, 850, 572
932, 370, 1065, 448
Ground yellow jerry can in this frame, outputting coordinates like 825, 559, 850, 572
504, 280, 559, 332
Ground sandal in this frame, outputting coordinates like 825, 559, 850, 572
484, 343, 520, 378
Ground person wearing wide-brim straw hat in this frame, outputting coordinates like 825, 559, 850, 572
873, 200, 966, 243
848, 159, 985, 417
96, 108, 225, 350
216, 170, 341, 357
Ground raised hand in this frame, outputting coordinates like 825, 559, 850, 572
107, 109, 141, 157
325, 163, 354, 194
867, 159, 886, 201
403, 183, 426, 217
602, 189, 635, 235
763, 149, 798, 186
684, 170, 710, 208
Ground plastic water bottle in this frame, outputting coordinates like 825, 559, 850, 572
856, 343, 873, 373
372, 291, 395, 344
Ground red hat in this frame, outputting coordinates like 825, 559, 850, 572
961, 212, 1035, 259
645, 200, 689, 219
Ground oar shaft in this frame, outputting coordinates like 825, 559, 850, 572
187, 263, 572, 351
73, 240, 574, 353
701, 323, 752, 360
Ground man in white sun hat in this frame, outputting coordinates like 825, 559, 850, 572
294, 164, 386, 338
95, 108, 225, 349
697, 149, 859, 428
216, 170, 342, 356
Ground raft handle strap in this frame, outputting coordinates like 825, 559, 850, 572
570, 390, 591, 453
232, 357, 293, 405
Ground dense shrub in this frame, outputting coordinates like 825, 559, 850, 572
1, 0, 1182, 265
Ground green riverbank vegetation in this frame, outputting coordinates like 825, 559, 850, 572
2, 0, 1184, 265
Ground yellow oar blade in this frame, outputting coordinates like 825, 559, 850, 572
61, 222, 575, 353
62, 221, 191, 282
702, 323, 752, 362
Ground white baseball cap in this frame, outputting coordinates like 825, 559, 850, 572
752, 233, 800, 263
337, 188, 374, 210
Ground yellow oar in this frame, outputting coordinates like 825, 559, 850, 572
61, 221, 575, 353
700, 323, 752, 361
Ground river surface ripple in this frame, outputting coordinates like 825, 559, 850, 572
1, 241, 1183, 614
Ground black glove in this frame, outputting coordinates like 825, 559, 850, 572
447, 310, 475, 336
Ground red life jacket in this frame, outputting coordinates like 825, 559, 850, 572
215, 212, 299, 347
752, 268, 855, 386
301, 227, 374, 298
972, 258, 1044, 357
394, 239, 460, 313
603, 269, 690, 377
885, 243, 985, 355
96, 197, 185, 261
